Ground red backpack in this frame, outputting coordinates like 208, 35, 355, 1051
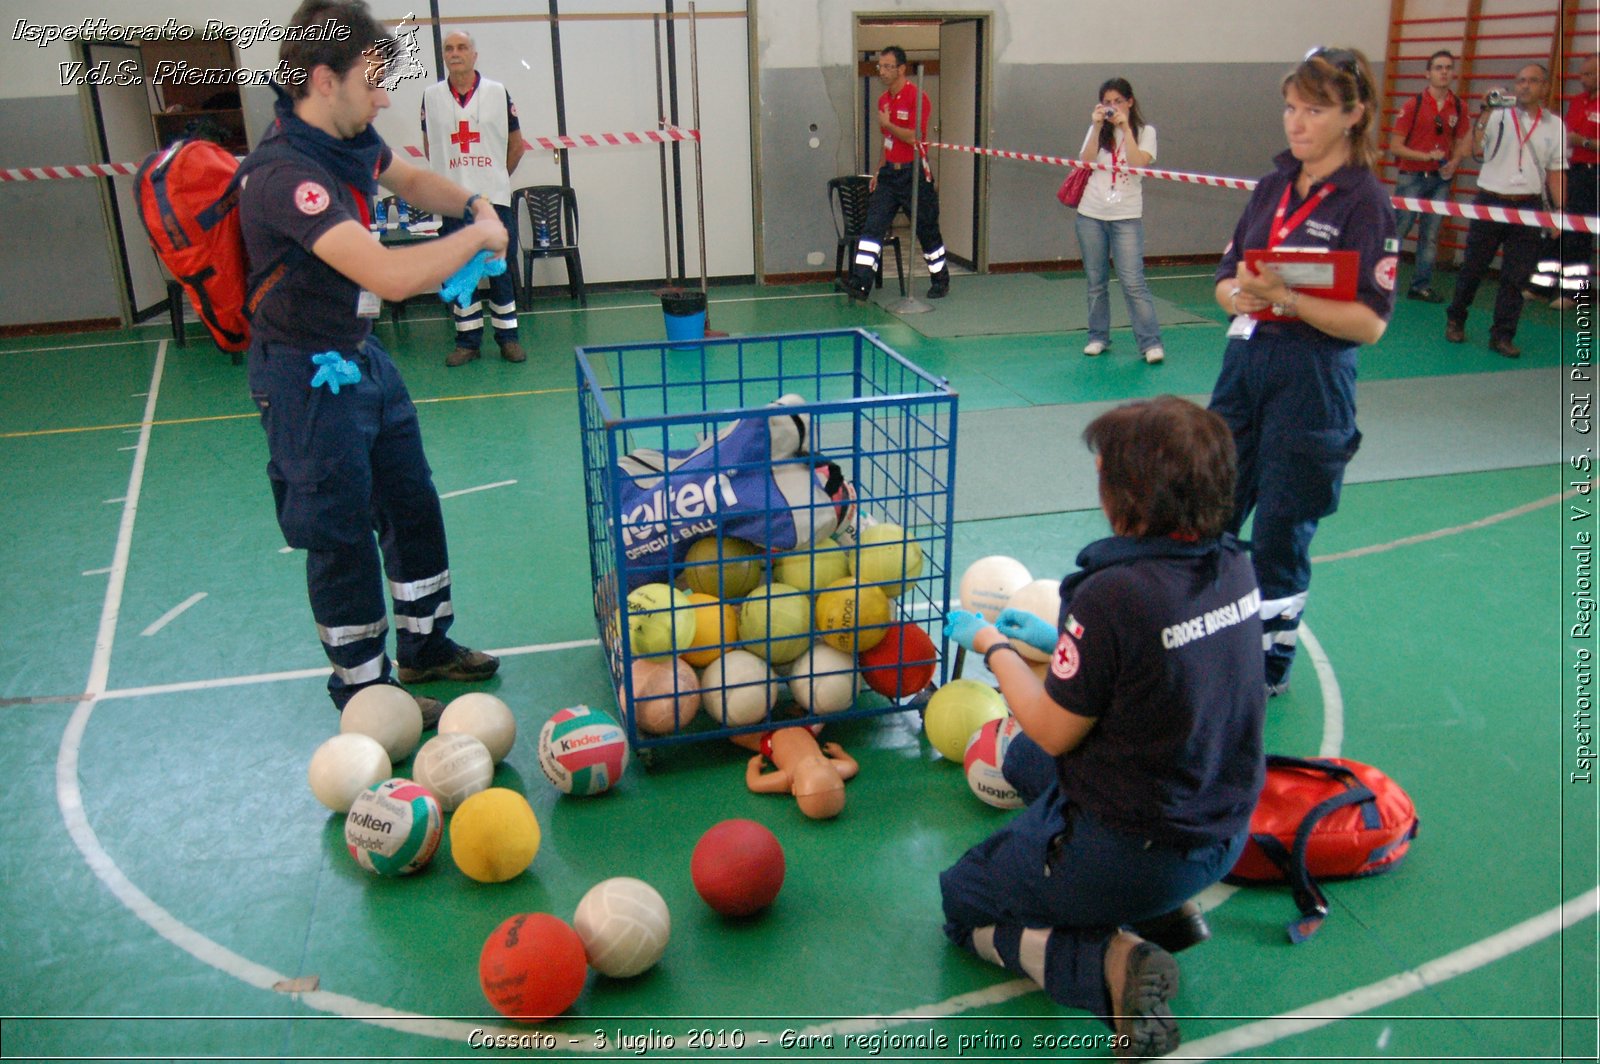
135, 139, 251, 353
1226, 756, 1419, 943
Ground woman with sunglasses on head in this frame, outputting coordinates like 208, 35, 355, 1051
1076, 78, 1165, 364
1210, 47, 1397, 700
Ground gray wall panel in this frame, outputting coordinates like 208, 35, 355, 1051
761, 59, 1387, 275
0, 96, 122, 327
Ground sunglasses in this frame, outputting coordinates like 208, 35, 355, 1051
1305, 46, 1360, 79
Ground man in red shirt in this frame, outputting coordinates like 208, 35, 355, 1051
1557, 54, 1597, 308
1388, 50, 1471, 303
843, 46, 950, 301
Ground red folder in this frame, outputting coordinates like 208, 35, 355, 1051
1243, 248, 1359, 321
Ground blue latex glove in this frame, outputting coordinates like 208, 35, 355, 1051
438, 250, 508, 308
995, 607, 1059, 654
942, 609, 990, 652
308, 351, 361, 394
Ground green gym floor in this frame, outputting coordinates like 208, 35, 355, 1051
1, 266, 1595, 1063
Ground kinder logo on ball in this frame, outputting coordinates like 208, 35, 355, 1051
538, 705, 630, 797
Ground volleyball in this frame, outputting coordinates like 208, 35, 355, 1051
573, 876, 672, 978
343, 777, 443, 875
538, 705, 630, 796
438, 692, 517, 764
699, 649, 777, 726
308, 733, 392, 814
814, 577, 891, 654
621, 656, 702, 735
786, 641, 859, 714
1006, 578, 1064, 663
411, 732, 495, 812
772, 536, 850, 592
924, 679, 1009, 762
958, 556, 1034, 622
849, 522, 924, 597
963, 716, 1025, 809
683, 535, 764, 598
681, 592, 739, 668
739, 581, 813, 664
339, 683, 423, 763
624, 583, 696, 657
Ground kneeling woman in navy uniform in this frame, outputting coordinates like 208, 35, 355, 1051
942, 396, 1266, 1061
1211, 47, 1397, 697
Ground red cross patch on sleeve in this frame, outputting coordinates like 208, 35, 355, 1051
1051, 634, 1080, 680
294, 181, 330, 216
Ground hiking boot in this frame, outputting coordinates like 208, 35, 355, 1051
835, 277, 870, 302
415, 694, 445, 730
397, 644, 500, 685
927, 272, 950, 299
446, 346, 481, 367
1444, 320, 1466, 344
1132, 902, 1211, 954
499, 341, 526, 363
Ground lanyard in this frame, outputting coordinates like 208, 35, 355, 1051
1268, 181, 1335, 249
1510, 107, 1542, 171
1108, 137, 1123, 188
348, 184, 372, 229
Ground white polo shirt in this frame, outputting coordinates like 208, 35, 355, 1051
1476, 106, 1567, 197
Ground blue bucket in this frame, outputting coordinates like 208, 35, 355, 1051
661, 289, 708, 342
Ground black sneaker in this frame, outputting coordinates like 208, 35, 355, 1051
397, 644, 500, 685
927, 273, 950, 299
1266, 680, 1290, 699
1132, 902, 1211, 953
834, 278, 870, 302
1406, 286, 1443, 303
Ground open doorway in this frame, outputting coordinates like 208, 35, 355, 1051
853, 14, 989, 274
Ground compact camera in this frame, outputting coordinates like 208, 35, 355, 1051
1484, 88, 1516, 108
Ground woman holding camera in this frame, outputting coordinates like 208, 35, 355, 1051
1076, 78, 1165, 364
1210, 48, 1396, 698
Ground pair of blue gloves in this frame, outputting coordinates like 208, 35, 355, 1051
943, 608, 1057, 655
309, 351, 360, 394
439, 250, 508, 308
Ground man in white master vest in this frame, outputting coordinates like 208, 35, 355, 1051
421, 30, 526, 366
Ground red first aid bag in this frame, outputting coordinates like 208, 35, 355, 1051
135, 139, 250, 353
1226, 756, 1419, 943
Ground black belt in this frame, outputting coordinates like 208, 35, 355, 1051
882, 161, 918, 172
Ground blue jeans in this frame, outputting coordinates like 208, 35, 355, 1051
1074, 214, 1162, 353
1393, 170, 1449, 291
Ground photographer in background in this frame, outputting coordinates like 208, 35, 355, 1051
1444, 64, 1567, 358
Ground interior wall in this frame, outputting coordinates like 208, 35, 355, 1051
755, 0, 1392, 277
0, 0, 751, 329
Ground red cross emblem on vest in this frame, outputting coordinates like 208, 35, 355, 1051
450, 120, 481, 154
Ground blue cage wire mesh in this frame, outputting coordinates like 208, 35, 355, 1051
576, 328, 959, 753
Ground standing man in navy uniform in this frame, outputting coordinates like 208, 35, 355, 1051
240, 0, 504, 721
844, 46, 951, 302
422, 30, 527, 366
1445, 63, 1567, 358
1387, 50, 1470, 303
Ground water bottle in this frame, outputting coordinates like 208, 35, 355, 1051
396, 198, 411, 227
536, 220, 551, 248
371, 197, 387, 232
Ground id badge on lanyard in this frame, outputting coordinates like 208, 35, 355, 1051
349, 183, 383, 318
1230, 180, 1336, 338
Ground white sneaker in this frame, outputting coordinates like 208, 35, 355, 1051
1083, 340, 1108, 356
1143, 346, 1165, 364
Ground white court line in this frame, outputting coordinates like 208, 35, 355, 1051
1314, 488, 1585, 564
278, 546, 296, 554
82, 567, 111, 577
438, 478, 517, 499
1178, 886, 1600, 1061
103, 496, 125, 504
139, 592, 207, 637
53, 481, 1578, 1053
118, 445, 137, 452
0, 337, 158, 357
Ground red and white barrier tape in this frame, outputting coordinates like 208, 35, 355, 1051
0, 126, 699, 183
928, 139, 1600, 234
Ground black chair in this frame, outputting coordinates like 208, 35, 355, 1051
512, 185, 586, 307
828, 175, 905, 297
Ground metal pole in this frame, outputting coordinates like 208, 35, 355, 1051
548, 0, 570, 187
653, 15, 672, 285
690, 2, 708, 297
887, 62, 933, 314
665, 0, 687, 282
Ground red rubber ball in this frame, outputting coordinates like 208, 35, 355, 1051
479, 912, 588, 1020
690, 818, 786, 917
858, 622, 938, 700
